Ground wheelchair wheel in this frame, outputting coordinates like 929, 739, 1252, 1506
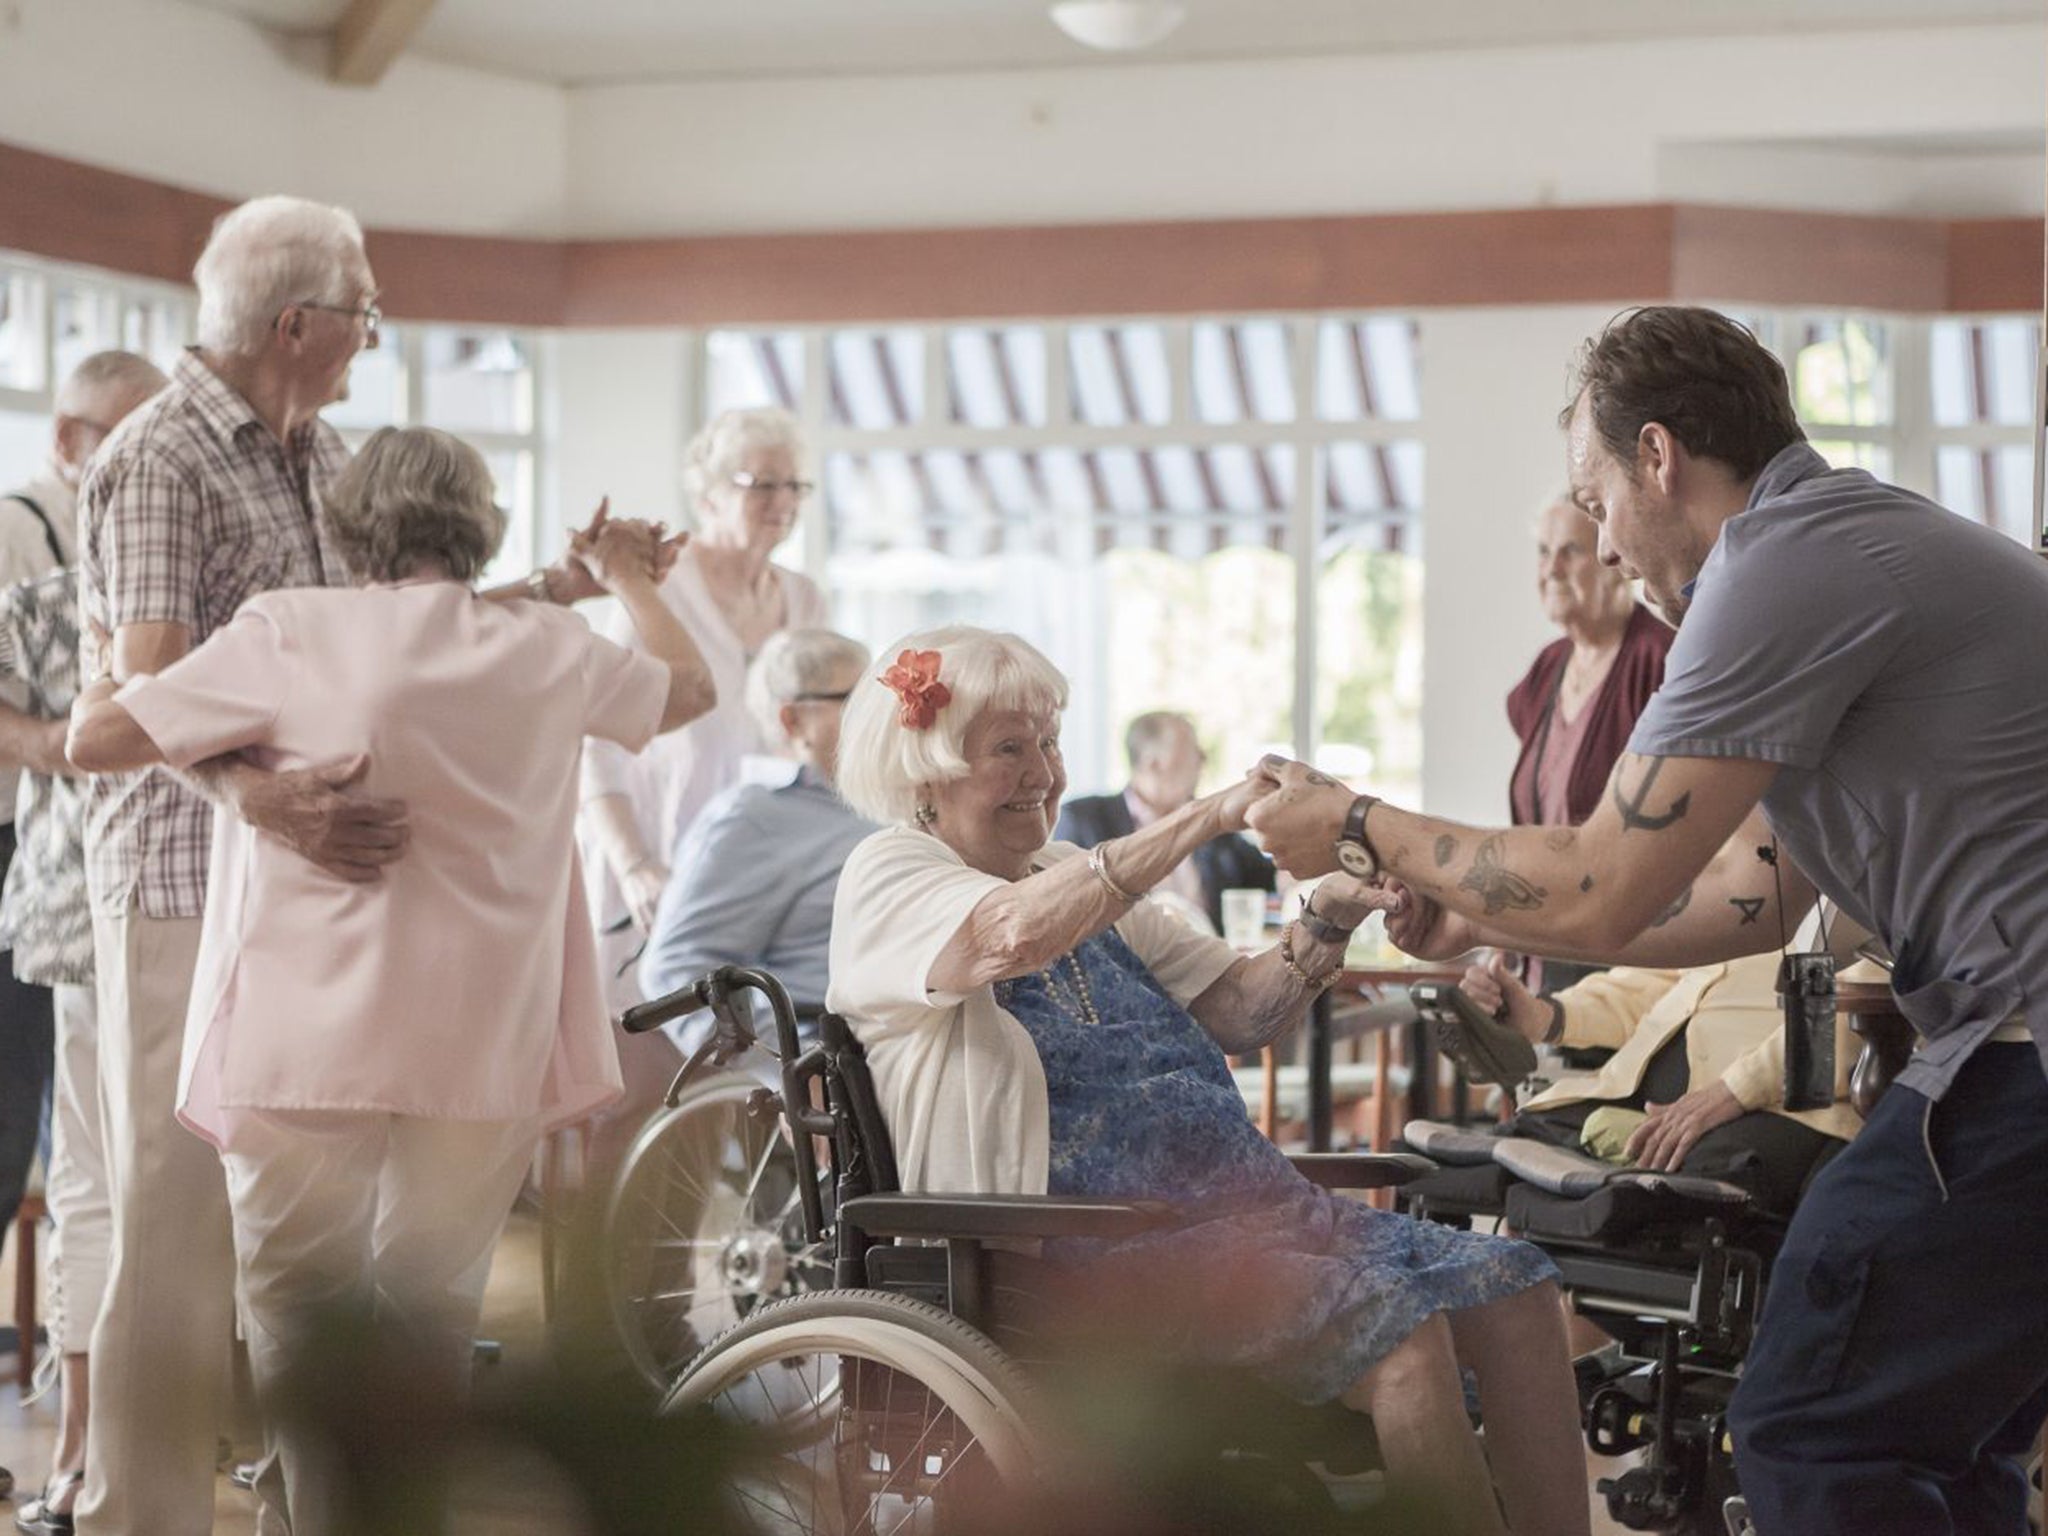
604, 1073, 831, 1392
664, 1290, 1041, 1534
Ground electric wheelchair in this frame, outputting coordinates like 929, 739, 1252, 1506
617, 963, 1439, 1534
1396, 1026, 2044, 1536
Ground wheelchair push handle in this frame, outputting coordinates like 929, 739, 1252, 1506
618, 965, 807, 1072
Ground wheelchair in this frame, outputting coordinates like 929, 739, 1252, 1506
1398, 1113, 2045, 1536
602, 1010, 830, 1392
618, 963, 1437, 1533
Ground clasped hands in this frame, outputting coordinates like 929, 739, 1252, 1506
551, 497, 686, 601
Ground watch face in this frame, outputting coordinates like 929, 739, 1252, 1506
1334, 839, 1376, 878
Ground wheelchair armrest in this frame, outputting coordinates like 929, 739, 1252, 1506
840, 1192, 1179, 1242
1288, 1152, 1438, 1189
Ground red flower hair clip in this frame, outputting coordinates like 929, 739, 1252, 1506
880, 648, 952, 731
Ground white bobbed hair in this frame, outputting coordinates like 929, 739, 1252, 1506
837, 626, 1069, 827
683, 407, 806, 509
194, 195, 368, 356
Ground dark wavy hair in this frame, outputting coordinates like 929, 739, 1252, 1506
321, 426, 507, 584
1563, 307, 1805, 481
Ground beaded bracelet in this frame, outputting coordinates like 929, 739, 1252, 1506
1278, 920, 1345, 990
1088, 842, 1138, 904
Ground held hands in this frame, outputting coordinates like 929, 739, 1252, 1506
1379, 879, 1481, 962
1624, 1081, 1744, 1172
1460, 953, 1549, 1043
1242, 756, 1356, 878
1208, 768, 1280, 834
551, 498, 688, 602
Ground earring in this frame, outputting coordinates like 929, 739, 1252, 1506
914, 802, 937, 827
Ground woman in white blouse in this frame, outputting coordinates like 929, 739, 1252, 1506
827, 627, 1588, 1536
581, 407, 828, 950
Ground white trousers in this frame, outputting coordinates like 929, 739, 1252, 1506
47, 980, 108, 1355
78, 909, 233, 1536
221, 1108, 540, 1536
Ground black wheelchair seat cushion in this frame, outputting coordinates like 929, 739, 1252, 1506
1505, 1179, 1750, 1245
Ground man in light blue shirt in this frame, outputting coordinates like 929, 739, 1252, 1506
640, 629, 875, 1053
1249, 306, 2048, 1536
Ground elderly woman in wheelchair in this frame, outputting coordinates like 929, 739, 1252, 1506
807, 626, 1590, 1536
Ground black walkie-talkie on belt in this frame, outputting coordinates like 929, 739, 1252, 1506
1778, 951, 1837, 1112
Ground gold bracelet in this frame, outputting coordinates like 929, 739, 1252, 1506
1088, 842, 1138, 904
1278, 920, 1344, 990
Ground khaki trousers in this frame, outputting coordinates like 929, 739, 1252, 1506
222, 1109, 539, 1536
77, 909, 234, 1536
47, 980, 109, 1355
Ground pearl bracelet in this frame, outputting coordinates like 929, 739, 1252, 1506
1279, 920, 1344, 990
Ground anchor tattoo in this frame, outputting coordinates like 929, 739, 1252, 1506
1612, 758, 1692, 833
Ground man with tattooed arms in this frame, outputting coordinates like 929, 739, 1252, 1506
1249, 305, 2048, 1536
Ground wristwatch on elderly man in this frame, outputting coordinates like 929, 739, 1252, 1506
1332, 793, 1383, 881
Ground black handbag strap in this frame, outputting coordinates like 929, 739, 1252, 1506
1, 494, 66, 568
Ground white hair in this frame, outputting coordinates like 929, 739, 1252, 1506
55, 351, 167, 418
683, 407, 805, 509
837, 626, 1069, 827
745, 628, 872, 752
194, 195, 368, 356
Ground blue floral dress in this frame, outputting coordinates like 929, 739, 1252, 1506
994, 926, 1557, 1405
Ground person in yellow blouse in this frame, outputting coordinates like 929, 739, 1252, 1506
1462, 948, 1860, 1216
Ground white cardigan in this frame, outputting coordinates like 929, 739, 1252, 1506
826, 826, 1240, 1196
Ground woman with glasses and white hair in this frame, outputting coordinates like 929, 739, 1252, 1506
828, 626, 1589, 1536
66, 425, 714, 1536
582, 407, 829, 954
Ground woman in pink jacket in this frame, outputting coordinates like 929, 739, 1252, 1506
68, 426, 713, 1536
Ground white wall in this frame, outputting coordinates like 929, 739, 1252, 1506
0, 0, 566, 235
0, 2, 2038, 239
566, 25, 2047, 235
1415, 306, 1619, 822
545, 330, 689, 546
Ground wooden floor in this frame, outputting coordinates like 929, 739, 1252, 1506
0, 1205, 1650, 1534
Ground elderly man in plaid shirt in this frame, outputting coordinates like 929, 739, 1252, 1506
74, 195, 661, 1536
72, 196, 401, 1536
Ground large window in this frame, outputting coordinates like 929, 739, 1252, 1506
0, 250, 544, 584
698, 316, 1426, 801
0, 255, 196, 489
1929, 316, 2037, 547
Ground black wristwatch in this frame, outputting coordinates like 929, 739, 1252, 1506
1332, 794, 1382, 880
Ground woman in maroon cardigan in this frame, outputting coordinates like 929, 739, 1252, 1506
1507, 499, 1674, 825
1506, 499, 1674, 989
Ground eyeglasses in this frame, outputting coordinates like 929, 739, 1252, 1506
789, 690, 851, 704
730, 471, 815, 499
294, 300, 382, 338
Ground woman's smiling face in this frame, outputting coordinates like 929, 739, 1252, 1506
928, 705, 1067, 879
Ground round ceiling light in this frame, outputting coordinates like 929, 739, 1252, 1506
1049, 0, 1189, 52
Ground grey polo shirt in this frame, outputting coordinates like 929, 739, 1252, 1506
1630, 443, 2048, 1101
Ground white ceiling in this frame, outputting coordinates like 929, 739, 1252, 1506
175, 0, 2040, 85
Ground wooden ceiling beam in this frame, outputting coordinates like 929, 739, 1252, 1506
331, 0, 437, 87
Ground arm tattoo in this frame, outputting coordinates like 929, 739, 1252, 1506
1611, 757, 1693, 833
1579, 874, 1595, 893
1650, 884, 1694, 928
1458, 833, 1548, 917
1729, 896, 1765, 926
1433, 833, 1458, 868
